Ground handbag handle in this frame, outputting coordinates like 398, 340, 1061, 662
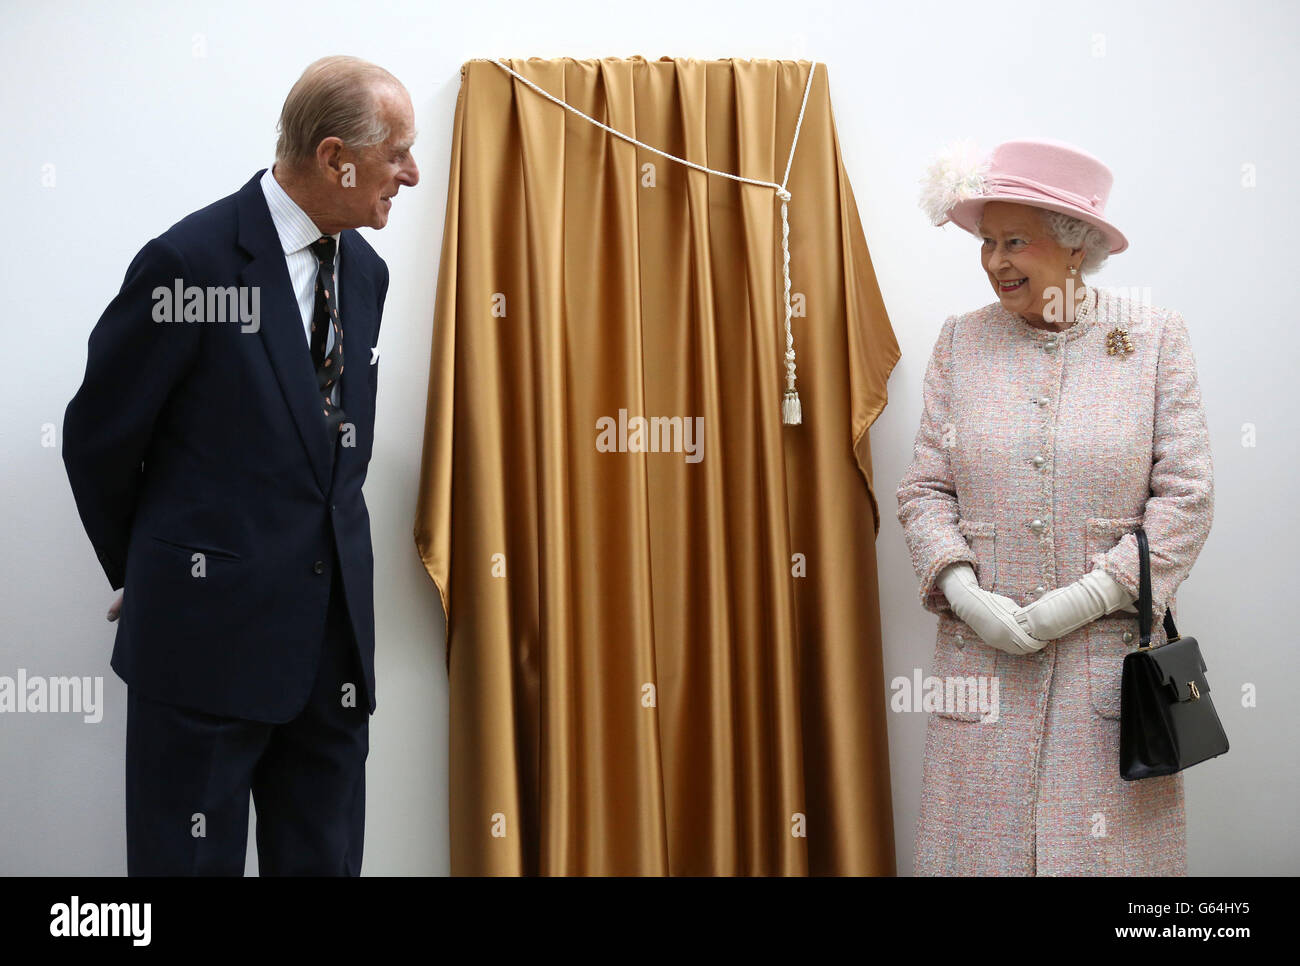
1135, 525, 1181, 648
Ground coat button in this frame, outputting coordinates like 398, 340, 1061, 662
1122, 631, 1134, 643
1043, 341, 1057, 352
1028, 518, 1045, 532
1035, 395, 1049, 406
313, 560, 325, 574
1032, 455, 1046, 467
1034, 585, 1046, 595
955, 633, 964, 645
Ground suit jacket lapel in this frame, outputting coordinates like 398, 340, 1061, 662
236, 171, 333, 493
338, 228, 376, 455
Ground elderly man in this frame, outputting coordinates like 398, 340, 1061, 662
62, 55, 418, 875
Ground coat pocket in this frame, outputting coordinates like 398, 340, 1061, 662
148, 534, 243, 561
930, 612, 999, 722
1082, 516, 1143, 574
1082, 517, 1143, 718
957, 518, 997, 591
1084, 614, 1141, 719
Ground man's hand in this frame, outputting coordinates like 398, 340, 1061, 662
107, 591, 123, 622
937, 563, 1048, 656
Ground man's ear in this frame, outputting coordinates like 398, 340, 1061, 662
314, 137, 347, 180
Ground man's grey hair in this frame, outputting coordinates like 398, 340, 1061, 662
275, 55, 403, 168
977, 206, 1112, 278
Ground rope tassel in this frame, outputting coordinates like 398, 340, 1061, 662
782, 391, 802, 425
777, 187, 801, 425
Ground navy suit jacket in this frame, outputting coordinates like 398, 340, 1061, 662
63, 169, 388, 722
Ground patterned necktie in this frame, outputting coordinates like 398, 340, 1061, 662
309, 235, 346, 444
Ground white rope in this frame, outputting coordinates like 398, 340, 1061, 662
487, 57, 818, 425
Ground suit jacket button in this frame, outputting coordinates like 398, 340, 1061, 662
313, 560, 325, 574
1122, 631, 1134, 643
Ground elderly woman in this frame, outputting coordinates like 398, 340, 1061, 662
896, 138, 1214, 875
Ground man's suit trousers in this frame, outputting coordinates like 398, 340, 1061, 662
124, 551, 369, 875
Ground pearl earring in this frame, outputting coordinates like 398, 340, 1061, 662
1069, 265, 1079, 275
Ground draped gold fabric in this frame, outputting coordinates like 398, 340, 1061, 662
414, 56, 900, 874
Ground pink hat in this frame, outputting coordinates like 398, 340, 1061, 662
920, 137, 1128, 254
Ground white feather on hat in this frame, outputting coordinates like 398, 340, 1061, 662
918, 139, 990, 227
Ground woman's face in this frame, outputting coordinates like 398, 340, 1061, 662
978, 201, 1080, 325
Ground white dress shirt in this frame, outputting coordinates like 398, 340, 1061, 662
260, 166, 341, 406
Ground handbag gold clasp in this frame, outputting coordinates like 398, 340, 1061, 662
1136, 631, 1180, 651
1187, 681, 1200, 700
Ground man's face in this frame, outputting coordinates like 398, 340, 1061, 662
339, 85, 419, 230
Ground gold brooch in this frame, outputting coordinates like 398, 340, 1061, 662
1105, 327, 1134, 356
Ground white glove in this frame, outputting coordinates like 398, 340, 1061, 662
937, 563, 1047, 656
1015, 568, 1138, 642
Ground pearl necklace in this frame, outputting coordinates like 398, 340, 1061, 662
1025, 286, 1091, 333
1072, 286, 1092, 327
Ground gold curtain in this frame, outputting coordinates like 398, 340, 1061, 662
414, 56, 900, 874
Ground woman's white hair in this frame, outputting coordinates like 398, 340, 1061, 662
275, 55, 403, 168
1037, 209, 1111, 277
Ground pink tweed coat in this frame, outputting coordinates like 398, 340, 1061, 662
896, 286, 1214, 876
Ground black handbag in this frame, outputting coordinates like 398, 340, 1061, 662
1119, 526, 1229, 780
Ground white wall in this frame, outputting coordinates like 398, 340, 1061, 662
2, 0, 1295, 875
